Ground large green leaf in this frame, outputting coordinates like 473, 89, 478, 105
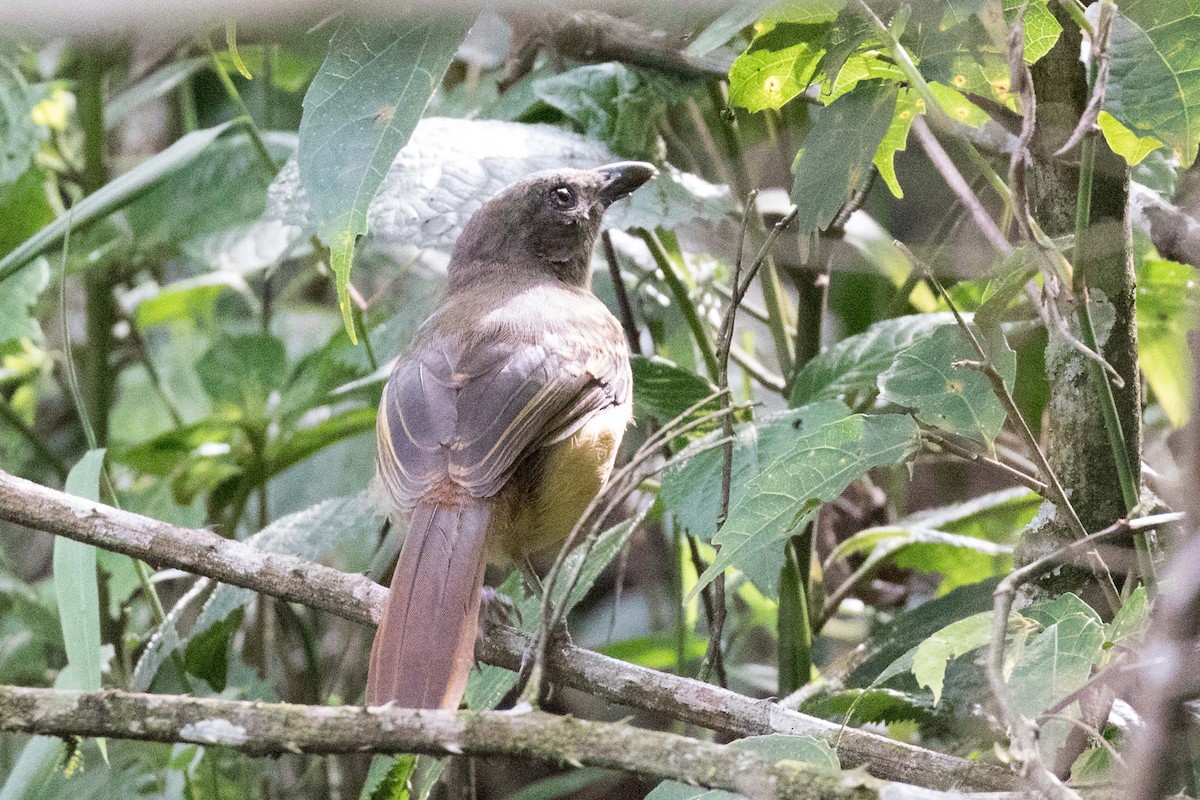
790, 312, 958, 406
728, 23, 830, 112
125, 133, 291, 257
0, 121, 239, 285
689, 401, 918, 598
878, 324, 1016, 446
791, 80, 897, 235
54, 449, 107, 698
195, 333, 289, 412
1105, 0, 1200, 167
532, 63, 680, 159
1137, 256, 1199, 427
910, 612, 996, 706
298, 14, 471, 341
1008, 594, 1106, 761
0, 58, 37, 187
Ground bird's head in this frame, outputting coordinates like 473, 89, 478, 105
449, 161, 658, 289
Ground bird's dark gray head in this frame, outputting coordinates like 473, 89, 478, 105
449, 161, 657, 290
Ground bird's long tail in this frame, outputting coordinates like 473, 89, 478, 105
366, 500, 490, 709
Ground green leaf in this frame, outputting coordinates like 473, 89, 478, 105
689, 402, 919, 598
828, 488, 1033, 594
873, 88, 922, 198
298, 15, 471, 342
927, 81, 990, 128
552, 501, 652, 614
55, 449, 107, 698
631, 354, 721, 440
728, 23, 830, 112
760, 0, 845, 28
731, 734, 840, 772
790, 312, 959, 406
1008, 593, 1106, 760
0, 121, 240, 285
126, 133, 292, 256
533, 62, 681, 159
195, 333, 289, 412
0, 58, 38, 186
0, 164, 54, 258
0, 256, 48, 344
363, 754, 417, 800
791, 80, 897, 234
131, 272, 256, 330
1105, 585, 1148, 652
847, 578, 999, 687
183, 608, 243, 692
1003, 0, 1062, 64
1098, 109, 1163, 166
878, 324, 1016, 446
910, 611, 996, 706
1137, 256, 1199, 427
1105, 0, 1200, 167
798, 686, 935, 726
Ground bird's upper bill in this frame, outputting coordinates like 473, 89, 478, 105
596, 161, 659, 205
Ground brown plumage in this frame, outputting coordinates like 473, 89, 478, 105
367, 162, 657, 709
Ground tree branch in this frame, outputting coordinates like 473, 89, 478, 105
0, 684, 1011, 800
0, 468, 1017, 792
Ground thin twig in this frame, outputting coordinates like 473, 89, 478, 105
919, 427, 1049, 497
601, 230, 643, 355
0, 393, 68, 481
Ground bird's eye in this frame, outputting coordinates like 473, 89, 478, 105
550, 185, 576, 208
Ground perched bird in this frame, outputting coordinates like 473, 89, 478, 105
367, 161, 657, 709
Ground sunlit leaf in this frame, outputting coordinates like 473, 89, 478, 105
872, 88, 923, 198
1098, 110, 1163, 166
1137, 256, 1199, 427
728, 23, 829, 112
0, 58, 37, 186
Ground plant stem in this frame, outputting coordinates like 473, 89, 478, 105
203, 34, 277, 172
637, 229, 720, 380
602, 231, 643, 354
0, 394, 69, 481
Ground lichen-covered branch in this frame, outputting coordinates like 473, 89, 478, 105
0, 684, 981, 800
0, 468, 1017, 792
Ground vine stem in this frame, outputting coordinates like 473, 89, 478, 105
637, 229, 721, 380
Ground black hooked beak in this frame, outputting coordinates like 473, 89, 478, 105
596, 161, 658, 205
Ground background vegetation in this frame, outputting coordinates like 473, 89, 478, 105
0, 0, 1197, 798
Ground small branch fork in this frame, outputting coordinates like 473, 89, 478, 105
0, 468, 1018, 794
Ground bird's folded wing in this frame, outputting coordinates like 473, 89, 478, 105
376, 327, 629, 507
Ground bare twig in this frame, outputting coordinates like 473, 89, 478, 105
601, 230, 643, 356
0, 468, 1019, 792
919, 427, 1049, 498
1054, 2, 1115, 158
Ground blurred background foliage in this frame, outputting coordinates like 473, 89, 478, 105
0, 0, 1197, 797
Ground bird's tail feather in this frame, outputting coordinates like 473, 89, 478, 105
366, 500, 490, 709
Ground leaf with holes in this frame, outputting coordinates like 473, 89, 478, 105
728, 23, 830, 112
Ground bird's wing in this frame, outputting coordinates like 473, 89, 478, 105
375, 309, 629, 507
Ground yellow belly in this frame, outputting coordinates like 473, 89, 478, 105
486, 404, 630, 564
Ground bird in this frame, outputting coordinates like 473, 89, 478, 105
366, 160, 657, 709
